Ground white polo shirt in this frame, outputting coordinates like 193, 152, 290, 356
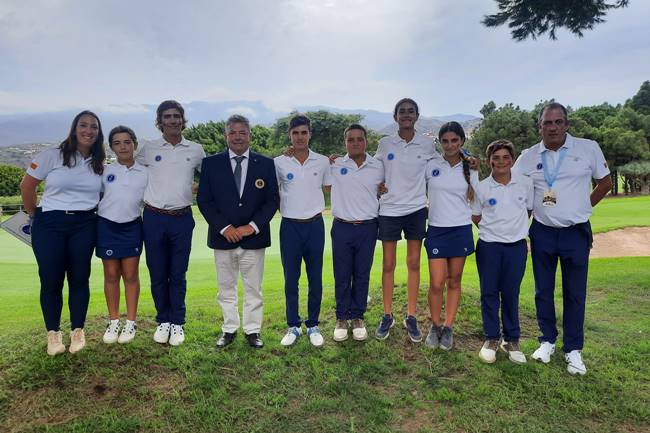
136, 137, 205, 210
425, 158, 479, 227
330, 154, 384, 221
513, 134, 610, 228
97, 162, 149, 223
471, 173, 534, 243
375, 132, 440, 217
26, 148, 102, 212
274, 150, 332, 219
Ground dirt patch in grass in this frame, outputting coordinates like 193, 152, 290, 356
390, 404, 447, 433
591, 227, 650, 258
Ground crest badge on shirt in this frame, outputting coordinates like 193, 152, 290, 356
536, 163, 543, 170
387, 153, 395, 161
155, 155, 162, 162
488, 198, 497, 206
106, 174, 116, 183
255, 179, 265, 189
432, 169, 440, 177
287, 173, 294, 180
340, 168, 348, 175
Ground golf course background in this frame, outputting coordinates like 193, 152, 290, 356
0, 195, 648, 433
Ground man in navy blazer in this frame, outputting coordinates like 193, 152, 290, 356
197, 114, 279, 348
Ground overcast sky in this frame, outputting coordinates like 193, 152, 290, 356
1, 0, 648, 116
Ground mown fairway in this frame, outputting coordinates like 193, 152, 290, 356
0, 196, 649, 433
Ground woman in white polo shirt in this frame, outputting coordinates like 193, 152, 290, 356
472, 140, 533, 364
97, 126, 148, 344
20, 111, 105, 356
424, 121, 479, 351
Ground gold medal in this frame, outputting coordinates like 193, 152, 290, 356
542, 189, 557, 207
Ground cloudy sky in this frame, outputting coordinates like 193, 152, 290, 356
1, 0, 648, 116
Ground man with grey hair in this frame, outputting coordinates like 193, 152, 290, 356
197, 114, 279, 349
514, 102, 612, 375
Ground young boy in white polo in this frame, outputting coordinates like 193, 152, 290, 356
274, 114, 331, 347
472, 140, 533, 364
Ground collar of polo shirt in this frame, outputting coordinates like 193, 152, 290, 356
538, 133, 575, 153
162, 137, 190, 147
392, 130, 426, 146
488, 174, 517, 186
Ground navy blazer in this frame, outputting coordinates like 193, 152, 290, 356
197, 150, 279, 250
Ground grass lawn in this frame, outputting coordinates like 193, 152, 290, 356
0, 195, 649, 433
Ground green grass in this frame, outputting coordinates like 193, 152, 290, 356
0, 195, 649, 433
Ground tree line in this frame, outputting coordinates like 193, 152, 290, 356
466, 81, 650, 195
1, 81, 649, 198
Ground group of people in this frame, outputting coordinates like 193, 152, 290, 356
20, 98, 612, 376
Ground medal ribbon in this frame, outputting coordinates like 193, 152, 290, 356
541, 147, 567, 188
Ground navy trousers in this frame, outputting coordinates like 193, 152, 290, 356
476, 239, 527, 342
143, 209, 195, 325
31, 208, 97, 331
279, 217, 324, 328
529, 219, 591, 352
331, 220, 377, 320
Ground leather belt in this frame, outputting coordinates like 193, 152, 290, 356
144, 203, 191, 216
283, 213, 322, 223
334, 217, 377, 225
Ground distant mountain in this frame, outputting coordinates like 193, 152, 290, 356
0, 100, 481, 148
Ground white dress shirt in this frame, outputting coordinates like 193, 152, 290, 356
26, 148, 102, 212
513, 134, 610, 228
136, 137, 205, 210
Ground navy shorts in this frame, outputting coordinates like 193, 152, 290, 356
377, 207, 427, 241
424, 224, 474, 259
96, 216, 144, 259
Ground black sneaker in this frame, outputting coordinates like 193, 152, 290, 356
403, 315, 422, 343
439, 326, 454, 350
374, 314, 394, 340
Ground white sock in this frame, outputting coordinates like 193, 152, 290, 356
125, 320, 135, 327
110, 319, 119, 325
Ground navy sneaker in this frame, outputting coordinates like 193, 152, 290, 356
374, 314, 394, 340
403, 315, 422, 343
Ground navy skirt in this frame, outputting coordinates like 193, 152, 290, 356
424, 224, 474, 259
96, 216, 143, 259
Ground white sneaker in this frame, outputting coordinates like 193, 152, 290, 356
479, 339, 499, 364
333, 320, 349, 342
118, 320, 137, 344
153, 322, 171, 344
102, 320, 120, 344
307, 326, 324, 347
69, 328, 86, 354
351, 319, 368, 341
281, 326, 302, 346
565, 350, 587, 375
47, 330, 66, 356
168, 324, 185, 346
532, 341, 555, 364
500, 340, 527, 364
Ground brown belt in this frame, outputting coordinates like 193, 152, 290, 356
283, 213, 322, 223
144, 203, 191, 216
334, 217, 377, 225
